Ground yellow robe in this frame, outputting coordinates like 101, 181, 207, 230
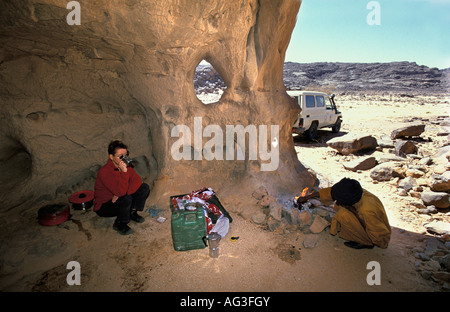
319, 187, 391, 248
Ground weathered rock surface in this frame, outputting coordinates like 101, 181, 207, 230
326, 133, 378, 155
421, 192, 450, 209
0, 0, 316, 213
391, 123, 426, 139
395, 140, 418, 157
343, 156, 377, 172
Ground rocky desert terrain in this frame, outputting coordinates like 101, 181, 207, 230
1, 61, 449, 294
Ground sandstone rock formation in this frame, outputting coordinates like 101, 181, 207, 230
0, 0, 316, 213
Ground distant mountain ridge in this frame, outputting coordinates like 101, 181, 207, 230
283, 61, 450, 94
194, 61, 450, 94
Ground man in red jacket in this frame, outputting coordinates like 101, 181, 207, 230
94, 140, 150, 235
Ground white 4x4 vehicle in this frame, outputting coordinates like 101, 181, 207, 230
288, 90, 342, 140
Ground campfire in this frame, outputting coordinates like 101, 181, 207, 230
293, 187, 313, 208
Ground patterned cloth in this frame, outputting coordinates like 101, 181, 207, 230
171, 187, 223, 234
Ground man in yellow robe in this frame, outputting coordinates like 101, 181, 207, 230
298, 178, 391, 249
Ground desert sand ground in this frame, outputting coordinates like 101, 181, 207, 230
0, 93, 448, 294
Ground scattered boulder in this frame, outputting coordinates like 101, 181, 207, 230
390, 123, 425, 139
430, 172, 450, 192
376, 155, 406, 164
378, 135, 395, 148
269, 201, 283, 221
251, 212, 267, 225
424, 221, 450, 235
439, 254, 450, 272
281, 207, 300, 225
395, 140, 418, 157
298, 210, 313, 226
370, 162, 405, 181
343, 156, 377, 172
421, 191, 450, 209
398, 176, 418, 192
326, 133, 378, 155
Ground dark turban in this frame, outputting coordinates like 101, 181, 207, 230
331, 178, 363, 206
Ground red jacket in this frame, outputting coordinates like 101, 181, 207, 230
93, 159, 142, 211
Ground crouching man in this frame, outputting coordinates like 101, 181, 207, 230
94, 140, 150, 235
297, 178, 391, 249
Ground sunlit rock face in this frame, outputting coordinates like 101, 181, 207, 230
0, 0, 315, 212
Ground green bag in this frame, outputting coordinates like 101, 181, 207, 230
170, 197, 207, 251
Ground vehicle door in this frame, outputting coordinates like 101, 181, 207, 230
314, 95, 327, 127
303, 94, 316, 129
325, 96, 337, 124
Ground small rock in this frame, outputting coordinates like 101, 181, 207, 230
343, 156, 377, 172
419, 157, 433, 166
370, 162, 405, 181
267, 218, 280, 232
424, 221, 450, 235
251, 212, 267, 225
269, 201, 283, 221
303, 234, 319, 249
395, 140, 418, 157
298, 210, 313, 225
417, 206, 437, 214
420, 270, 433, 280
378, 134, 394, 148
414, 252, 431, 261
390, 123, 425, 139
398, 176, 417, 191
405, 168, 425, 178
421, 191, 450, 209
439, 254, 450, 272
433, 272, 450, 283
281, 208, 300, 225
309, 215, 330, 234
424, 237, 446, 256
430, 172, 450, 192
326, 133, 378, 155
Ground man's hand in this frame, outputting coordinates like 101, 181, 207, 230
296, 191, 320, 205
112, 195, 119, 203
296, 196, 308, 205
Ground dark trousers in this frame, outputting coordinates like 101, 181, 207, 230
96, 183, 150, 224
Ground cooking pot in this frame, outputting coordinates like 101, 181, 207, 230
38, 204, 70, 226
69, 190, 94, 210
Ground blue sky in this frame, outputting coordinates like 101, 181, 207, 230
285, 0, 450, 69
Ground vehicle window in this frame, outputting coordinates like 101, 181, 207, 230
325, 97, 333, 109
316, 96, 325, 107
305, 95, 315, 108
293, 96, 299, 104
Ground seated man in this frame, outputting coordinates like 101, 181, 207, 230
94, 140, 150, 235
297, 178, 391, 249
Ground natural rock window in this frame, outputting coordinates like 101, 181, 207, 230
193, 60, 227, 104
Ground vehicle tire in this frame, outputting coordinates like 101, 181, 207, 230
306, 122, 318, 141
332, 118, 341, 133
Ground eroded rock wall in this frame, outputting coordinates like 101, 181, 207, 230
0, 0, 315, 213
